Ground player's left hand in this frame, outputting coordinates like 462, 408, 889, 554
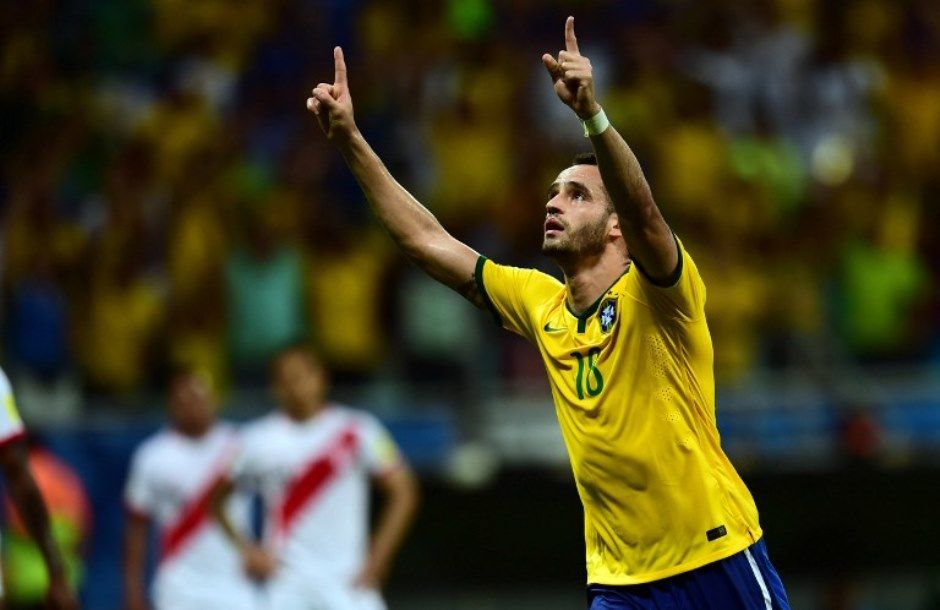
541, 16, 601, 120
307, 46, 357, 142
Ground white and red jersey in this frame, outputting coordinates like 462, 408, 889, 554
0, 368, 26, 448
124, 423, 254, 602
232, 405, 403, 583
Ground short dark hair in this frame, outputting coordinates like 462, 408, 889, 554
572, 152, 598, 166
569, 152, 612, 212
270, 343, 323, 378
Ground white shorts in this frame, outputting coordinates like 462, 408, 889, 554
263, 570, 386, 610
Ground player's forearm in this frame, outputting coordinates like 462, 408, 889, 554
336, 130, 448, 262
210, 480, 250, 551
589, 123, 677, 276
123, 519, 149, 605
369, 471, 419, 580
589, 124, 658, 230
3, 457, 67, 580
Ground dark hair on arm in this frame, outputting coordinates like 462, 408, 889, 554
572, 152, 598, 166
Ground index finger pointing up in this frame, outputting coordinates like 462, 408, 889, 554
565, 16, 579, 54
334, 46, 347, 86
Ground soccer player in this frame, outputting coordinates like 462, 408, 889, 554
306, 16, 790, 610
0, 367, 77, 610
123, 369, 257, 610
212, 347, 419, 610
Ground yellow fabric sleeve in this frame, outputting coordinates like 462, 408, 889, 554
632, 236, 706, 321
475, 256, 562, 342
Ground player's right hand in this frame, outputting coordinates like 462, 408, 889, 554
242, 543, 277, 580
307, 46, 357, 142
541, 16, 601, 121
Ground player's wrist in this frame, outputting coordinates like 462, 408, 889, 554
580, 105, 609, 137
333, 124, 362, 149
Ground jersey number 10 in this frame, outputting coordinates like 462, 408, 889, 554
572, 347, 604, 399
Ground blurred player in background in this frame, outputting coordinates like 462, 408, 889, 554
123, 369, 256, 610
308, 15, 789, 610
2, 435, 89, 610
212, 346, 419, 610
0, 367, 77, 610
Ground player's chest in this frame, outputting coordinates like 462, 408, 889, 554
255, 424, 360, 488
536, 297, 648, 405
149, 446, 224, 513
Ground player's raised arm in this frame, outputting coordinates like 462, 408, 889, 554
542, 17, 678, 283
308, 47, 486, 308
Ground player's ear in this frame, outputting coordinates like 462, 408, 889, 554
607, 211, 622, 239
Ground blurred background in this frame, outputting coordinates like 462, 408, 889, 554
1, 0, 939, 608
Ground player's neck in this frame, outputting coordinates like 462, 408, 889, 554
284, 401, 326, 423
173, 422, 212, 439
561, 251, 630, 314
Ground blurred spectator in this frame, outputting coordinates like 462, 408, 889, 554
306, 219, 391, 383
76, 151, 165, 396
5, 252, 70, 383
0, 0, 937, 397
397, 266, 480, 390
166, 152, 228, 390
835, 194, 928, 362
224, 177, 305, 378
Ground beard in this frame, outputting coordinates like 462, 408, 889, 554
541, 216, 609, 259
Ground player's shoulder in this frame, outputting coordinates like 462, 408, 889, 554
322, 403, 377, 428
211, 420, 239, 439
485, 258, 563, 290
237, 411, 284, 440
130, 428, 176, 467
622, 236, 704, 294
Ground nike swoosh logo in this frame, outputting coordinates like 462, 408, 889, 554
543, 323, 565, 333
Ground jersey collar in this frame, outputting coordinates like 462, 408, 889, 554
564, 265, 631, 333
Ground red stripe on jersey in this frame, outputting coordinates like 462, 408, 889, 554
159, 471, 227, 563
0, 429, 26, 449
158, 434, 238, 563
277, 426, 358, 536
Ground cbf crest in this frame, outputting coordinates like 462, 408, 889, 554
598, 297, 618, 333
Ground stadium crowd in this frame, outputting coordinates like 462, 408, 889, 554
1, 0, 939, 416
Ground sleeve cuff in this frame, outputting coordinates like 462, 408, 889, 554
475, 255, 502, 326
631, 233, 684, 289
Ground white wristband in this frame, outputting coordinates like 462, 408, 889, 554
581, 108, 610, 137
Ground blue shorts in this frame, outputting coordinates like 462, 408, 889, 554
587, 538, 789, 610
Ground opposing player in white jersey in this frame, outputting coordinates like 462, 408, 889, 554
123, 369, 257, 610
0, 367, 77, 610
213, 347, 420, 610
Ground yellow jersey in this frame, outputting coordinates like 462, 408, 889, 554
475, 239, 762, 585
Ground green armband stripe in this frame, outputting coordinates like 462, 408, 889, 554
475, 256, 502, 327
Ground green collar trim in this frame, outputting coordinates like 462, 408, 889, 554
565, 266, 631, 333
